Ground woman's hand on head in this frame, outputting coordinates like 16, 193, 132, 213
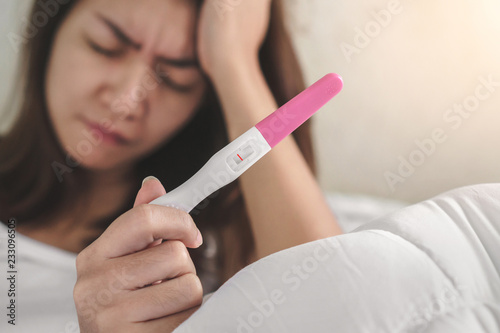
74, 177, 203, 332
197, 0, 272, 78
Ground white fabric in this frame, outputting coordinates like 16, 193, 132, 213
325, 191, 406, 232
0, 191, 401, 332
173, 184, 500, 332
0, 223, 79, 332
1, 184, 498, 332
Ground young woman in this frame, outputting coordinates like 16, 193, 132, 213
0, 0, 342, 331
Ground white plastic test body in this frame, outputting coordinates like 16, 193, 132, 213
149, 127, 270, 212
149, 73, 344, 213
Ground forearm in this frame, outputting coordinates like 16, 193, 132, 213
209, 59, 342, 260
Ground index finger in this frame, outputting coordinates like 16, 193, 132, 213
89, 204, 202, 259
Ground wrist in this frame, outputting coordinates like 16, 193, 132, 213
205, 52, 261, 87
207, 56, 278, 140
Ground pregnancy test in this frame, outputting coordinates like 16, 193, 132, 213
149, 73, 343, 212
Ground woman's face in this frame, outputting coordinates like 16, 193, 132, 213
46, 0, 206, 171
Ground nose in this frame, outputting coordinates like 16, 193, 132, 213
110, 62, 155, 122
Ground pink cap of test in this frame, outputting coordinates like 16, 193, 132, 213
255, 73, 343, 148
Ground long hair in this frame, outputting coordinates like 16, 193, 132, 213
0, 0, 315, 291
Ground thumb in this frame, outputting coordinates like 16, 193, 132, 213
134, 176, 167, 207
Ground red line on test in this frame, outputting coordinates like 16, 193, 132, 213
237, 154, 243, 161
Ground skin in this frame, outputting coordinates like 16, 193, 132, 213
26, 0, 344, 330
46, 0, 207, 173
24, 0, 207, 252
198, 0, 343, 258
74, 177, 204, 332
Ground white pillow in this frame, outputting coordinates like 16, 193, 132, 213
174, 184, 500, 332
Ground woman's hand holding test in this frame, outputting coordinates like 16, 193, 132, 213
74, 178, 203, 332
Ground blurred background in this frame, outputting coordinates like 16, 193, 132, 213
2, 0, 500, 203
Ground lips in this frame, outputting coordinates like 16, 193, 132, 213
81, 117, 133, 146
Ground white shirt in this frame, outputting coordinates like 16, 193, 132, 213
0, 222, 79, 333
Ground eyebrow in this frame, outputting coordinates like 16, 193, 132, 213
96, 14, 199, 68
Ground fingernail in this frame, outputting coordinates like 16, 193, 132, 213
142, 176, 159, 187
196, 229, 203, 247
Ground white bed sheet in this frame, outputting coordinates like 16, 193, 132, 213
174, 184, 500, 333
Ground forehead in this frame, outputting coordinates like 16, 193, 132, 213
76, 0, 199, 59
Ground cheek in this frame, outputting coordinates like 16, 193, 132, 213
46, 45, 91, 154
46, 38, 105, 138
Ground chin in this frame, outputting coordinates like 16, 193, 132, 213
68, 148, 131, 172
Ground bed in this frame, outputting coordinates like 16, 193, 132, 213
173, 184, 500, 332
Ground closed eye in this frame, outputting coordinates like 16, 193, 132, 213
87, 39, 124, 58
157, 73, 195, 93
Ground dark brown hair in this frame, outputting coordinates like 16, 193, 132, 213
0, 0, 315, 291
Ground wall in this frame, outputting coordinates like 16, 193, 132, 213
2, 0, 500, 202
284, 0, 500, 202
0, 0, 31, 132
